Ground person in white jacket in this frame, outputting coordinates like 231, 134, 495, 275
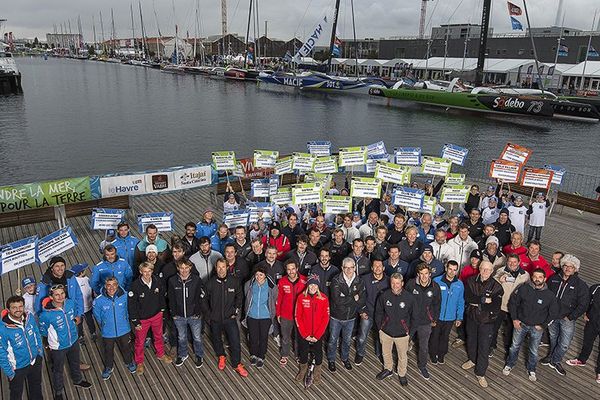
448, 223, 478, 269
507, 196, 528, 234
431, 229, 455, 265
526, 193, 550, 243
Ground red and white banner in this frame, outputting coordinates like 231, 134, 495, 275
500, 143, 532, 165
490, 159, 521, 183
521, 167, 554, 189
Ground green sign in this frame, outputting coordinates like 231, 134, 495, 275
0, 177, 92, 213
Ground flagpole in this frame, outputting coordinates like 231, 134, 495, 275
552, 12, 566, 90
522, 0, 546, 93
580, 10, 598, 91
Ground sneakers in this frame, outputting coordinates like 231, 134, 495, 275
552, 363, 566, 376
343, 359, 352, 370
462, 360, 475, 370
476, 375, 488, 388
376, 369, 393, 380
540, 356, 551, 366
328, 361, 336, 372
502, 366, 512, 376
528, 371, 537, 382
127, 363, 137, 374
73, 380, 92, 389
256, 358, 264, 369
175, 355, 188, 367
419, 367, 431, 380
234, 363, 248, 377
79, 363, 91, 371
195, 357, 203, 368
451, 338, 464, 349
430, 355, 438, 365
438, 355, 445, 365
250, 355, 257, 366
136, 363, 145, 375
158, 354, 172, 364
218, 356, 226, 371
566, 359, 586, 367
101, 367, 114, 380
354, 354, 364, 366
399, 376, 409, 386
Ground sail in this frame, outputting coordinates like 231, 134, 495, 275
293, 11, 333, 63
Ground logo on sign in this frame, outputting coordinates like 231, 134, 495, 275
493, 97, 525, 110
152, 175, 169, 190
109, 178, 143, 195
179, 170, 208, 186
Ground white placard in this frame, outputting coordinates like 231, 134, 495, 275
350, 177, 381, 198
323, 196, 352, 214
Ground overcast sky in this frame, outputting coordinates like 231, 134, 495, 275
3, 0, 600, 41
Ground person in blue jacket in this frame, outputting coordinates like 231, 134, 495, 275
39, 285, 92, 399
211, 224, 234, 254
429, 260, 464, 364
113, 222, 139, 269
35, 256, 84, 318
0, 295, 44, 400
91, 244, 133, 295
196, 208, 218, 239
93, 277, 136, 380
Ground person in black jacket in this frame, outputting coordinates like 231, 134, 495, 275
285, 235, 318, 276
398, 226, 423, 264
463, 184, 481, 215
281, 213, 304, 250
168, 259, 206, 368
464, 208, 485, 242
405, 263, 441, 380
181, 222, 201, 257
541, 254, 589, 376
493, 209, 515, 248
224, 243, 250, 283
503, 268, 559, 381
202, 258, 248, 377
326, 258, 366, 372
327, 229, 352, 268
374, 272, 415, 387
461, 260, 504, 388
567, 283, 600, 383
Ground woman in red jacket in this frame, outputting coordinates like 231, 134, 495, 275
294, 275, 330, 384
262, 222, 291, 261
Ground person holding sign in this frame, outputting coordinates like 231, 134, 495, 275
507, 196, 527, 235
526, 193, 550, 243
0, 295, 44, 400
196, 208, 218, 239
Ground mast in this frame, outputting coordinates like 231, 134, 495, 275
139, 1, 148, 59
442, 25, 449, 78
92, 15, 97, 54
327, 0, 342, 71
522, 0, 545, 92
350, 0, 359, 77
475, 0, 491, 86
221, 0, 228, 37
153, 0, 163, 59
110, 8, 116, 57
130, 3, 136, 58
100, 12, 106, 55
172, 0, 179, 64
580, 11, 598, 91
552, 12, 566, 88
194, 0, 199, 63
244, 0, 253, 68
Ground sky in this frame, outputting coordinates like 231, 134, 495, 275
2, 0, 600, 41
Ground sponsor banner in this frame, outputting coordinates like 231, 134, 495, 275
478, 96, 554, 117
543, 164, 566, 185
374, 162, 411, 185
212, 151, 237, 171
392, 187, 425, 209
440, 185, 471, 203
292, 183, 323, 205
364, 153, 389, 173
313, 156, 338, 174
275, 156, 294, 175
407, 195, 436, 214
445, 173, 466, 185
223, 210, 250, 228
490, 159, 521, 182
293, 13, 332, 62
173, 165, 213, 189
253, 150, 279, 169
100, 174, 146, 197
0, 177, 92, 213
421, 157, 452, 177
323, 195, 352, 214
91, 208, 126, 230
89, 176, 102, 199
350, 177, 382, 198
137, 212, 174, 233
247, 202, 274, 223
251, 179, 271, 198
143, 171, 175, 193
307, 141, 332, 156
394, 147, 422, 166
521, 167, 554, 190
441, 143, 469, 166
367, 141, 387, 157
500, 143, 532, 165
232, 157, 274, 179
270, 187, 293, 205
0, 236, 38, 274
292, 152, 316, 172
37, 227, 78, 264
339, 146, 368, 167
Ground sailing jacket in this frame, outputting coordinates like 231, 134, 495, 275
276, 275, 307, 321
508, 282, 559, 328
36, 269, 84, 317
91, 257, 133, 294
92, 286, 131, 338
363, 273, 390, 317
0, 311, 43, 379
295, 292, 330, 340
547, 272, 589, 321
203, 274, 243, 323
38, 298, 78, 350
128, 276, 166, 326
168, 274, 205, 318
464, 275, 504, 324
113, 233, 139, 269
434, 275, 465, 322
329, 273, 367, 321
405, 278, 441, 326
375, 289, 415, 337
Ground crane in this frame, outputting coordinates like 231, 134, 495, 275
418, 0, 433, 39
221, 0, 227, 36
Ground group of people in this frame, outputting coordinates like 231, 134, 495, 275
0, 183, 598, 400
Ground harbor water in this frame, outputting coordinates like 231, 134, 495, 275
1, 57, 599, 195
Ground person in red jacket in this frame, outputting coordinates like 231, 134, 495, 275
276, 260, 307, 366
502, 232, 527, 257
262, 222, 291, 261
519, 240, 553, 278
295, 275, 330, 384
460, 250, 483, 284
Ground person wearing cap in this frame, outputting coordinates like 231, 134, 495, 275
39, 285, 93, 398
0, 295, 44, 400
262, 221, 291, 261
408, 244, 444, 280
431, 229, 454, 265
196, 208, 218, 239
285, 234, 318, 276
351, 211, 363, 228
72, 263, 97, 342
448, 223, 478, 269
20, 277, 37, 317
92, 244, 133, 295
460, 249, 483, 283
190, 236, 222, 282
479, 185, 498, 211
493, 209, 516, 248
541, 254, 589, 376
295, 274, 330, 384
481, 197, 500, 226
526, 192, 551, 243
93, 277, 137, 379
507, 196, 528, 234
461, 260, 504, 388
519, 240, 553, 278
113, 222, 139, 268
35, 256, 84, 320
223, 192, 240, 213
282, 213, 304, 250
340, 213, 361, 245
99, 229, 116, 254
482, 236, 506, 271
134, 224, 171, 268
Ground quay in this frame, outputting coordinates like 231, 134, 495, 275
0, 185, 599, 399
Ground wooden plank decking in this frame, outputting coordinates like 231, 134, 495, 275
1, 186, 599, 400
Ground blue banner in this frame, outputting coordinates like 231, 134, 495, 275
441, 143, 469, 166
394, 147, 422, 166
223, 209, 250, 228
37, 227, 78, 264
91, 208, 126, 230
251, 179, 271, 198
0, 236, 38, 274
307, 141, 332, 156
392, 187, 426, 210
137, 212, 174, 233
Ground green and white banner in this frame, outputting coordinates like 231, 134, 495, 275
292, 152, 316, 172
323, 195, 352, 214
0, 177, 92, 213
350, 177, 381, 198
292, 182, 323, 205
313, 156, 338, 174
212, 151, 237, 171
338, 146, 368, 167
421, 157, 452, 177
445, 173, 466, 185
374, 162, 411, 185
440, 185, 470, 203
253, 150, 279, 168
270, 187, 293, 205
275, 156, 294, 175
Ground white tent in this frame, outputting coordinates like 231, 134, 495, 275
561, 61, 600, 77
162, 38, 193, 60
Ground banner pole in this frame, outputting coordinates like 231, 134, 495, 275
16, 269, 22, 295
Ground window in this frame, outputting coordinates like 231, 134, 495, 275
530, 49, 534, 55
496, 49, 501, 55
518, 49, 525, 55
502, 49, 507, 55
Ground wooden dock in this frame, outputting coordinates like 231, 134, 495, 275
1, 186, 599, 399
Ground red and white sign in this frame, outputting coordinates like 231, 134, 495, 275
490, 159, 521, 183
234, 157, 274, 179
500, 143, 532, 165
521, 167, 554, 189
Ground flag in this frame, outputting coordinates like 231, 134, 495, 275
507, 1, 522, 16
293, 13, 331, 62
332, 36, 342, 57
558, 44, 568, 57
510, 16, 523, 31
588, 45, 599, 57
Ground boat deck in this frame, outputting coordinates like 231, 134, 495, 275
1, 186, 599, 399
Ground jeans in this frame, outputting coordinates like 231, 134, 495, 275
490, 310, 514, 354
577, 321, 600, 373
210, 318, 242, 367
527, 225, 543, 242
50, 343, 83, 395
412, 324, 432, 369
505, 324, 544, 372
247, 317, 271, 360
173, 316, 205, 358
357, 316, 380, 358
548, 318, 576, 364
8, 356, 43, 400
327, 317, 355, 362
466, 317, 494, 377
429, 320, 454, 359
103, 333, 133, 368
279, 317, 297, 357
134, 311, 166, 365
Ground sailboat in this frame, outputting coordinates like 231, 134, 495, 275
0, 22, 23, 95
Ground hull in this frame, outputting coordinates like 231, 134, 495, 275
258, 72, 390, 94
224, 68, 247, 81
0, 72, 23, 95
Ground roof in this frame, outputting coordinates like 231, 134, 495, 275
560, 61, 600, 77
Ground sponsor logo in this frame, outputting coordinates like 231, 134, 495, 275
385, 300, 392, 306
492, 97, 525, 110
152, 174, 169, 191
108, 178, 143, 195
283, 77, 303, 87
537, 299, 543, 304
399, 302, 405, 308
178, 169, 209, 187
426, 290, 433, 297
